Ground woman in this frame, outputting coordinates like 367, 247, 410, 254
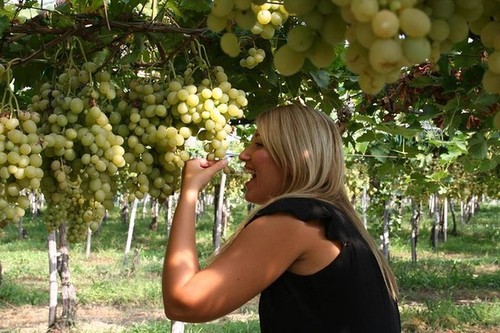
162, 103, 401, 332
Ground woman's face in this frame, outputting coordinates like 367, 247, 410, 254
239, 130, 285, 204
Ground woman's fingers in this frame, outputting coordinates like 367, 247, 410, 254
181, 158, 228, 192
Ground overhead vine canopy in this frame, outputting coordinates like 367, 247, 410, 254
0, 0, 498, 239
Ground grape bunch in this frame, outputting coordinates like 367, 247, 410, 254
183, 66, 247, 159
2, 57, 248, 238
340, 0, 497, 94
469, 0, 500, 94
0, 112, 44, 226
28, 63, 126, 240
207, 0, 289, 57
115, 78, 186, 202
115, 65, 247, 202
250, 3, 289, 40
240, 47, 266, 69
269, 0, 345, 76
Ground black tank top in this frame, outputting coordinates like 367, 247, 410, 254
246, 197, 401, 333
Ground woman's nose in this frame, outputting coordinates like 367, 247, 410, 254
239, 147, 250, 161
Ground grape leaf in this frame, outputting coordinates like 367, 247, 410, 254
309, 70, 330, 89
0, 15, 9, 34
120, 50, 141, 64
179, 0, 210, 12
374, 124, 420, 138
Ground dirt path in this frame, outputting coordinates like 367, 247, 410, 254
0, 304, 167, 333
1, 303, 499, 333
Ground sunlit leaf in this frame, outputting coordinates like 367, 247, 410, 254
309, 70, 330, 89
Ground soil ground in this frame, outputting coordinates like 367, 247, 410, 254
1, 303, 499, 333
0, 304, 259, 333
0, 304, 166, 333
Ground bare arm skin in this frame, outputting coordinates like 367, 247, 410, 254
162, 158, 339, 322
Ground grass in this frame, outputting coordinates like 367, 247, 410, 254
0, 200, 498, 332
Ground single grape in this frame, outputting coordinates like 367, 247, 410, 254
402, 38, 431, 64
371, 9, 399, 38
287, 25, 314, 52
307, 39, 336, 68
369, 38, 403, 74
220, 32, 240, 57
399, 8, 431, 38
273, 44, 305, 76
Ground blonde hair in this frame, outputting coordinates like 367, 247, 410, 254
219, 103, 398, 300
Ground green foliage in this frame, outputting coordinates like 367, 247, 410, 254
401, 299, 500, 331
124, 318, 260, 333
394, 259, 499, 290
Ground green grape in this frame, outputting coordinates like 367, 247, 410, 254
482, 69, 500, 94
21, 119, 37, 134
480, 21, 500, 48
254, 49, 266, 62
211, 0, 234, 18
354, 22, 377, 48
494, 111, 500, 130
235, 0, 251, 10
283, 0, 318, 16
302, 9, 325, 31
251, 22, 264, 34
350, 0, 379, 22
273, 44, 306, 76
371, 9, 399, 38
399, 8, 431, 38
455, 0, 480, 9
332, 0, 350, 5
257, 9, 272, 24
235, 9, 257, 29
287, 25, 314, 52
429, 19, 450, 42
469, 15, 490, 36
428, 0, 455, 19
402, 37, 431, 64
488, 51, 500, 74
260, 25, 275, 39
321, 12, 347, 46
307, 39, 336, 68
271, 11, 285, 27
339, 4, 355, 24
345, 41, 370, 74
4, 118, 19, 131
447, 14, 469, 43
358, 66, 385, 95
455, 1, 483, 21
494, 33, 500, 51
368, 38, 403, 74
220, 32, 240, 57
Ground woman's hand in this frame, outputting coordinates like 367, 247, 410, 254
180, 158, 228, 195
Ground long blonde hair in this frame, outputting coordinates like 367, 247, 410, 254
220, 103, 398, 300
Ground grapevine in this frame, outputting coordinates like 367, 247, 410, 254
115, 58, 247, 205
240, 47, 266, 69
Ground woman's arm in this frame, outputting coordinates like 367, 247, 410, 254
162, 213, 309, 322
162, 158, 227, 316
161, 159, 310, 322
